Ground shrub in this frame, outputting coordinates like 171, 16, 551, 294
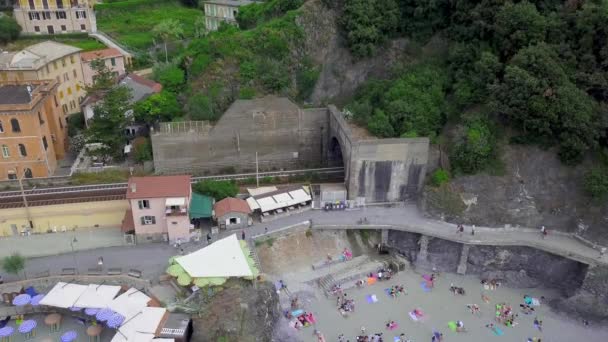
153, 64, 185, 92
584, 167, 608, 200
451, 120, 495, 175
71, 170, 130, 185
2, 253, 25, 277
192, 180, 238, 200
430, 168, 450, 187
133, 138, 153, 163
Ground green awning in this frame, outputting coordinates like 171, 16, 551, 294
190, 193, 213, 219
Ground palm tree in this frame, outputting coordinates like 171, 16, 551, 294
153, 19, 185, 63
3, 253, 25, 279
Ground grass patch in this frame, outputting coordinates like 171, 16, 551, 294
3, 36, 106, 52
305, 229, 313, 238
358, 230, 370, 244
254, 237, 276, 247
96, 0, 201, 50
70, 169, 130, 185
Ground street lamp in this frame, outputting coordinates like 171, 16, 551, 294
70, 237, 79, 274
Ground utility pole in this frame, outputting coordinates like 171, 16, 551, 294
255, 151, 259, 188
17, 169, 33, 230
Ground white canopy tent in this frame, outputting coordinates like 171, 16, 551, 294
252, 187, 312, 213
108, 288, 151, 321
39, 282, 88, 308
74, 284, 122, 309
110, 307, 169, 342
176, 234, 253, 278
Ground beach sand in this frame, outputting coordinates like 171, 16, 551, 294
293, 268, 608, 342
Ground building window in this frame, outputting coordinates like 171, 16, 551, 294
140, 216, 156, 225
67, 87, 72, 95
18, 144, 27, 157
56, 0, 63, 9
28, 12, 40, 21
54, 95, 59, 107
28, 0, 35, 10
73, 69, 77, 78
138, 200, 150, 209
34, 26, 40, 32
76, 10, 86, 19
110, 58, 116, 67
62, 104, 68, 114
59, 118, 63, 129
56, 76, 60, 84
76, 84, 81, 91
61, 25, 66, 31
0, 121, 3, 133
80, 24, 86, 31
42, 0, 49, 9
53, 61, 57, 70
24, 168, 33, 179
8, 171, 17, 180
10, 118, 20, 133
56, 11, 66, 20
38, 111, 45, 124
42, 12, 51, 20
61, 58, 66, 67
59, 90, 64, 99
1, 145, 9, 158
45, 65, 50, 74
42, 136, 49, 150
70, 55, 75, 64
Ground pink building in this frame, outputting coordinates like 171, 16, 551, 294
80, 48, 126, 86
122, 175, 192, 243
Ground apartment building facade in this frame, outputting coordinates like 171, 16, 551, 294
202, 0, 256, 31
0, 41, 86, 116
80, 48, 126, 86
13, 0, 97, 34
0, 80, 67, 180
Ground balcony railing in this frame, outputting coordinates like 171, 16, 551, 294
165, 207, 187, 216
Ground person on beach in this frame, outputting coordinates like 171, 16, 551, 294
534, 317, 543, 331
600, 247, 606, 258
540, 226, 547, 239
206, 233, 212, 244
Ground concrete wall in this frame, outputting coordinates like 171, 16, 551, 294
152, 96, 328, 175
0, 199, 128, 236
327, 106, 429, 202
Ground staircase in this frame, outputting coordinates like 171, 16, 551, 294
247, 239, 262, 273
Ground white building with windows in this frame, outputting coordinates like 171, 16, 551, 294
201, 0, 256, 31
13, 0, 97, 35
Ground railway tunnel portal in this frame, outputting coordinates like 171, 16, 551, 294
151, 96, 430, 203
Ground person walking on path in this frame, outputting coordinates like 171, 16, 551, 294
206, 233, 212, 245
265, 227, 268, 234
599, 247, 606, 259
540, 226, 547, 239
241, 230, 246, 240
471, 225, 475, 236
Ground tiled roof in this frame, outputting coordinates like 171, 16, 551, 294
0, 84, 38, 105
126, 175, 191, 199
81, 48, 123, 62
0, 41, 81, 70
214, 197, 251, 218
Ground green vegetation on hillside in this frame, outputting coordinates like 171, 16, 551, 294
341, 0, 608, 171
193, 180, 239, 200
96, 0, 200, 49
3, 35, 105, 52
0, 15, 21, 44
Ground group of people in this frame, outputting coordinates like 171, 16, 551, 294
337, 293, 355, 316
388, 285, 406, 297
495, 302, 519, 327
481, 278, 501, 290
449, 283, 466, 295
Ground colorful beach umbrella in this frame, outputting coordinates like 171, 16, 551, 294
84, 308, 99, 316
177, 273, 192, 286
166, 264, 186, 277
12, 294, 31, 306
96, 308, 114, 322
107, 313, 125, 328
0, 327, 14, 339
30, 294, 45, 306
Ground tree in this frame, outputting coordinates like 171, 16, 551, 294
153, 19, 184, 63
192, 180, 238, 200
0, 16, 21, 44
494, 1, 547, 58
451, 120, 495, 174
340, 0, 400, 57
85, 59, 117, 95
134, 90, 181, 124
367, 109, 394, 137
3, 253, 25, 278
86, 85, 132, 161
194, 16, 206, 38
153, 64, 185, 93
584, 166, 608, 200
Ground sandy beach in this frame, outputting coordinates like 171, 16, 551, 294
293, 268, 608, 342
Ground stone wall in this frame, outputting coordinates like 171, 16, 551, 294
152, 97, 328, 175
560, 265, 608, 319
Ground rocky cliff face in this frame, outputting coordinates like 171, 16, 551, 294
422, 144, 608, 244
297, 0, 432, 105
560, 265, 608, 320
191, 280, 280, 342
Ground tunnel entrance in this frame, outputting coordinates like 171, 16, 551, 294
328, 137, 344, 167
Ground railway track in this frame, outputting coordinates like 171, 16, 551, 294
0, 167, 345, 208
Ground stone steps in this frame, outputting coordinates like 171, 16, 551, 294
457, 244, 470, 275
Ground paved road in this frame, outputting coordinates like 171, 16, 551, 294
3, 204, 605, 283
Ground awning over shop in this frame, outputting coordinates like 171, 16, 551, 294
189, 193, 213, 219
166, 197, 186, 206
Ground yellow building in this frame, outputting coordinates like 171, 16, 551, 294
0, 79, 67, 180
0, 41, 86, 116
0, 199, 128, 236
13, 0, 97, 34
